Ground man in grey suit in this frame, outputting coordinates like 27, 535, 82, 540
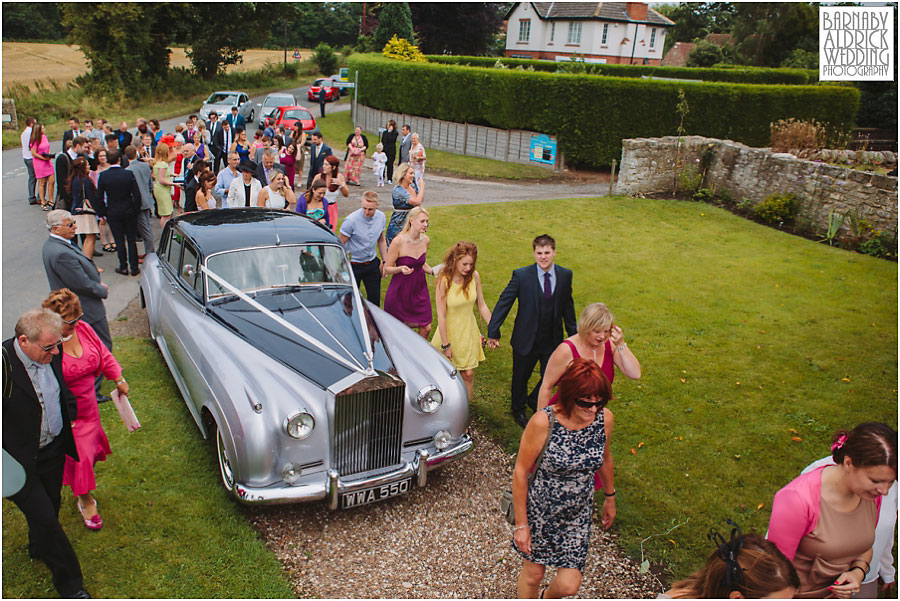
42, 210, 112, 401
124, 146, 155, 258
397, 124, 412, 166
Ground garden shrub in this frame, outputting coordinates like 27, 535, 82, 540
313, 43, 338, 75
348, 54, 859, 168
769, 118, 828, 157
382, 35, 426, 62
753, 192, 798, 225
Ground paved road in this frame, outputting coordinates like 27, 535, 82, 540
2, 83, 605, 333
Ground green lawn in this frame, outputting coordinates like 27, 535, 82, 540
313, 110, 555, 181
1, 338, 295, 599
3, 197, 894, 595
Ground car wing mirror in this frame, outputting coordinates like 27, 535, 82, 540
182, 264, 195, 279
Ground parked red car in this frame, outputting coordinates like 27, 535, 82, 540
307, 78, 340, 103
273, 106, 319, 143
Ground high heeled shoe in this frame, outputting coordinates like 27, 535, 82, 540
76, 498, 102, 531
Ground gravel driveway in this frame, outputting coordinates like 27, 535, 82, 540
246, 428, 661, 599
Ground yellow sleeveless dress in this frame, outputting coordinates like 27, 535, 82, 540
431, 280, 485, 370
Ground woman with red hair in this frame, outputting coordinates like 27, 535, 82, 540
511, 358, 616, 598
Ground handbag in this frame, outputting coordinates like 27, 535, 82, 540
501, 409, 556, 525
72, 181, 97, 216
111, 389, 141, 432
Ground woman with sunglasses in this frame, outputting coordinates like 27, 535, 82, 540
41, 288, 128, 531
512, 358, 615, 599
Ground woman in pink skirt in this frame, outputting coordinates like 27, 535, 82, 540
42, 288, 128, 531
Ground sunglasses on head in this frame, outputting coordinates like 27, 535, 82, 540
62, 313, 83, 325
574, 398, 604, 409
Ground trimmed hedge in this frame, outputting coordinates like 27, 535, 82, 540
426, 54, 819, 85
349, 54, 859, 168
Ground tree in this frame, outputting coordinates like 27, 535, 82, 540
409, 3, 505, 56
60, 3, 173, 96
657, 2, 734, 54
686, 41, 723, 67
183, 3, 268, 80
730, 3, 818, 67
2, 3, 66, 41
312, 43, 339, 75
264, 3, 362, 50
373, 2, 413, 50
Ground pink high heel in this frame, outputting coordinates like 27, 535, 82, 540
76, 498, 102, 530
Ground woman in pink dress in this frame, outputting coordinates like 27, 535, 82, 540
29, 123, 55, 210
383, 206, 434, 338
42, 288, 128, 531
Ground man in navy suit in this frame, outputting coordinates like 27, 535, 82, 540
487, 234, 576, 427
96, 150, 142, 276
2, 308, 89, 599
225, 106, 245, 130
306, 132, 332, 189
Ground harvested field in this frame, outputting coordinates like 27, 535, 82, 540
2, 43, 308, 90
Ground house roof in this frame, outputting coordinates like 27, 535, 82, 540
704, 33, 732, 47
660, 41, 696, 67
507, 3, 674, 27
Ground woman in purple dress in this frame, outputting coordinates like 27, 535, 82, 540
383, 206, 433, 338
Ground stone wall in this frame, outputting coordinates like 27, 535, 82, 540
617, 136, 898, 237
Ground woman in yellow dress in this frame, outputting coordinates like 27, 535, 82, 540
431, 241, 493, 401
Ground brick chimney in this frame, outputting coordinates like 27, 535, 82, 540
626, 2, 648, 21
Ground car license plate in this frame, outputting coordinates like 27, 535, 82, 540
340, 478, 411, 509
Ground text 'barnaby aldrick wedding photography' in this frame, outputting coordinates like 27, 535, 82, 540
820, 6, 894, 81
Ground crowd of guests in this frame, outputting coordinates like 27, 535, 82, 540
11, 113, 898, 601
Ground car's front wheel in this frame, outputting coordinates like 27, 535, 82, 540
249, 109, 255, 122
215, 422, 236, 493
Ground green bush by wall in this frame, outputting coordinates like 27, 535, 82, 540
426, 54, 819, 85
349, 54, 859, 168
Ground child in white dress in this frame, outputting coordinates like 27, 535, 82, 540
372, 143, 387, 187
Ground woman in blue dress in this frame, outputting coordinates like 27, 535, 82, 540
385, 163, 424, 248
511, 358, 616, 599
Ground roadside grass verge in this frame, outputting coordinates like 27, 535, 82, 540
314, 110, 554, 181
417, 197, 897, 579
1, 337, 295, 598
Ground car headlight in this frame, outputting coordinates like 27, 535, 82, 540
284, 412, 315, 439
433, 430, 452, 450
416, 385, 443, 413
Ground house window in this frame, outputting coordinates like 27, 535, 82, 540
567, 22, 582, 44
518, 20, 531, 43
649, 28, 657, 49
601, 23, 609, 45
550, 22, 555, 42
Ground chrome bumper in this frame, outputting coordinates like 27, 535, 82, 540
232, 433, 474, 507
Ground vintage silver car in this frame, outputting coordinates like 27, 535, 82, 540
140, 210, 473, 508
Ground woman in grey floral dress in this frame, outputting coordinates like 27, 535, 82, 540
511, 358, 616, 599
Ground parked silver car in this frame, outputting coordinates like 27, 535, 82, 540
140, 210, 473, 508
257, 93, 297, 128
199, 90, 255, 123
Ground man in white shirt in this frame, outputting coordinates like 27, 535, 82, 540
339, 190, 388, 306
20, 117, 38, 205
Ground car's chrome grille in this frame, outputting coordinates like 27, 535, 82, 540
334, 377, 405, 476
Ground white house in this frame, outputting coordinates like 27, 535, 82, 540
504, 2, 674, 65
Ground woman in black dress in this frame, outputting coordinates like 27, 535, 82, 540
380, 119, 399, 184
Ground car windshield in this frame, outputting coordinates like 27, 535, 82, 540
206, 92, 237, 105
283, 109, 312, 121
265, 96, 291, 107
313, 79, 332, 87
206, 244, 352, 298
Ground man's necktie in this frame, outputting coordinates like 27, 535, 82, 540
543, 272, 551, 299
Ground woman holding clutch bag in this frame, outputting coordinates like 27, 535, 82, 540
42, 288, 128, 531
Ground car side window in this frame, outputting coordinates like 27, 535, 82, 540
181, 243, 202, 295
240, 94, 248, 105
166, 229, 184, 270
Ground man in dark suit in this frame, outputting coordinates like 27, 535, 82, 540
306, 132, 332, 189
253, 149, 282, 187
397, 124, 412, 166
206, 111, 223, 172
61, 117, 81, 153
41, 210, 111, 353
96, 150, 142, 276
211, 120, 232, 174
225, 106, 245, 130
116, 122, 133, 149
317, 85, 327, 118
487, 234, 576, 428
2, 308, 90, 599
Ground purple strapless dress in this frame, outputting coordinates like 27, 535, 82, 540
383, 253, 432, 327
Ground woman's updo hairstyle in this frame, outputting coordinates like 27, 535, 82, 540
831, 422, 898, 474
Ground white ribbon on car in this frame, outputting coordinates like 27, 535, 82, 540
201, 265, 367, 374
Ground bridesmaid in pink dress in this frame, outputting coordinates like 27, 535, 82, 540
42, 289, 128, 531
